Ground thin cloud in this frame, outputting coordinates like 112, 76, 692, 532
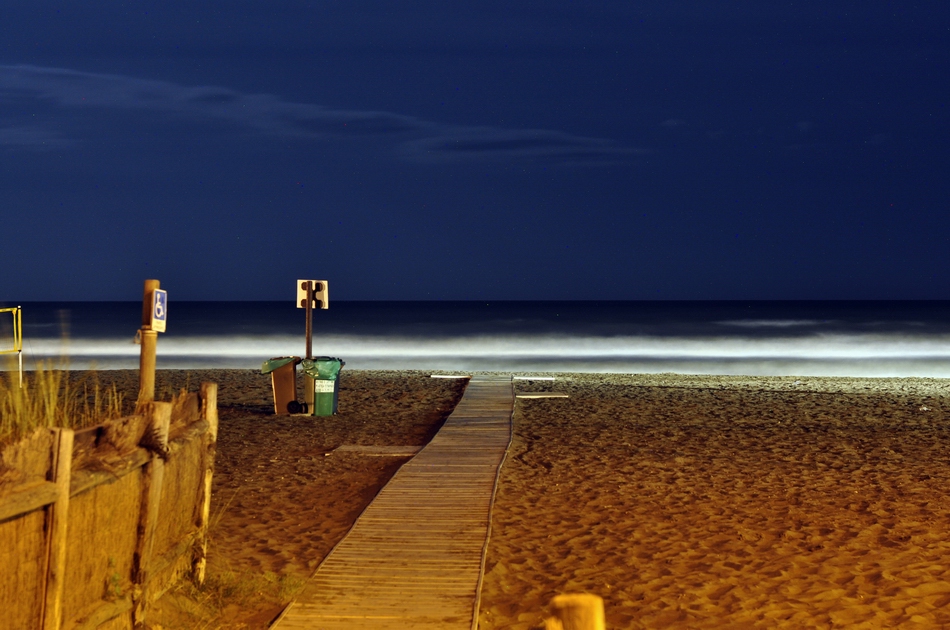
0, 125, 73, 151
0, 64, 640, 164
405, 128, 645, 163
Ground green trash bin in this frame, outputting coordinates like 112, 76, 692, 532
300, 357, 344, 416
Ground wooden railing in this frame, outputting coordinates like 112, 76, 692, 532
0, 383, 218, 630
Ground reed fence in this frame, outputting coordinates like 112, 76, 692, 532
0, 382, 218, 630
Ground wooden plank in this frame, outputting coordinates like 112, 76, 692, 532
273, 376, 513, 629
334, 445, 423, 456
69, 450, 151, 498
0, 481, 60, 522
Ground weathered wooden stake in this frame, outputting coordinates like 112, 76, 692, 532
545, 593, 606, 630
193, 382, 219, 585
41, 428, 74, 630
138, 279, 160, 405
133, 401, 171, 627
200, 381, 219, 440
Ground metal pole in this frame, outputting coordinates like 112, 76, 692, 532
304, 281, 314, 412
16, 306, 23, 388
305, 281, 313, 359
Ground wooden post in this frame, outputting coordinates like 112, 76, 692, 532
545, 594, 606, 630
193, 382, 219, 585
41, 428, 74, 630
133, 401, 171, 627
199, 382, 218, 444
138, 279, 160, 405
139, 330, 157, 403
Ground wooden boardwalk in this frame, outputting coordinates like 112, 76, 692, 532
272, 376, 514, 629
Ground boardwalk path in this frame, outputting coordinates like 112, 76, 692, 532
272, 376, 514, 629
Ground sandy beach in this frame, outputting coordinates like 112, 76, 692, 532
68, 368, 467, 628
483, 374, 950, 629
70, 369, 950, 628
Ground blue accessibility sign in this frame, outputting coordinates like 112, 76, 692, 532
151, 289, 168, 332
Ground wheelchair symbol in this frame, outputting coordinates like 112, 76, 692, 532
151, 289, 168, 332
154, 292, 167, 320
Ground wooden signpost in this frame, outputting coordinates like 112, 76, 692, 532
138, 279, 167, 405
297, 279, 329, 357
297, 280, 328, 409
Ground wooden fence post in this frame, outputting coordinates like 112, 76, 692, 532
545, 594, 606, 630
193, 382, 218, 585
137, 279, 160, 406
133, 401, 171, 627
41, 428, 74, 630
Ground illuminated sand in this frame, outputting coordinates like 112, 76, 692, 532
479, 374, 950, 628
61, 369, 467, 628
60, 369, 950, 627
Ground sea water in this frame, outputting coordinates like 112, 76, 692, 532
2, 301, 950, 377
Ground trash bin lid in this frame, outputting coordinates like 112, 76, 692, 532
261, 356, 301, 374
300, 356, 345, 379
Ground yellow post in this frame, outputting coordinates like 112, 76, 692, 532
16, 306, 22, 388
0, 306, 23, 387
138, 280, 160, 405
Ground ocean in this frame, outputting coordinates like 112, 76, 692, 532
2, 301, 950, 377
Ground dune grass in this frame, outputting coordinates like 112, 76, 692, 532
0, 362, 127, 446
146, 491, 305, 630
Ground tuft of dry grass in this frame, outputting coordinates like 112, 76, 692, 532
0, 362, 127, 446
189, 569, 305, 612
151, 566, 304, 630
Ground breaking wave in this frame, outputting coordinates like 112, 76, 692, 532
14, 332, 950, 377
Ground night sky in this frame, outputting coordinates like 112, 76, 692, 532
2, 2, 948, 301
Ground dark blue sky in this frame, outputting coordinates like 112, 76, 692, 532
2, 2, 948, 301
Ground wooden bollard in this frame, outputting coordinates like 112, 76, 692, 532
544, 593, 606, 630
137, 279, 160, 405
